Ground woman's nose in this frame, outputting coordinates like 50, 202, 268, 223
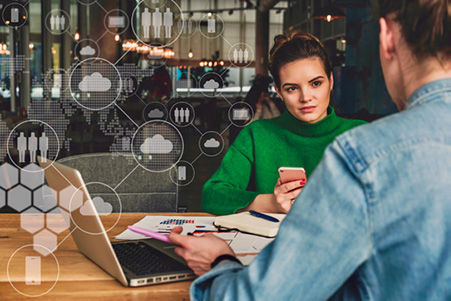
299, 88, 312, 102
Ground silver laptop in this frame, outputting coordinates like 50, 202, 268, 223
39, 158, 195, 287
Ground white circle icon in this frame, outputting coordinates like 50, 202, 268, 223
69, 58, 122, 111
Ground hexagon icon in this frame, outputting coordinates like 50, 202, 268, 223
21, 163, 45, 190
0, 189, 5, 208
33, 229, 57, 256
0, 162, 19, 189
8, 185, 32, 212
59, 185, 83, 212
46, 208, 70, 234
34, 185, 58, 212
20, 207, 45, 234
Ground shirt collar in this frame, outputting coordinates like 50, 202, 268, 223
406, 78, 451, 110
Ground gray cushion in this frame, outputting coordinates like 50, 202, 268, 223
57, 153, 179, 212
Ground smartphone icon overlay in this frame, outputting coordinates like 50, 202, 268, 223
178, 166, 186, 181
25, 256, 41, 285
11, 8, 19, 23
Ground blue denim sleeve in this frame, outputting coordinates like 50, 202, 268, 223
191, 140, 372, 300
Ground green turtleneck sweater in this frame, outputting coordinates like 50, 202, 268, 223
202, 108, 366, 215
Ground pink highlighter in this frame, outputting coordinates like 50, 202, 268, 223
128, 226, 172, 244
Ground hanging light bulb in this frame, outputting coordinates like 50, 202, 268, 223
75, 32, 80, 41
115, 34, 120, 42
188, 49, 193, 58
326, 15, 332, 22
29, 43, 34, 50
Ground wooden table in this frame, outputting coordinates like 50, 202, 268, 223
0, 213, 211, 300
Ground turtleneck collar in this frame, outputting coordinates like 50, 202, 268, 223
275, 106, 342, 137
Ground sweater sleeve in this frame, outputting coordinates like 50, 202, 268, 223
202, 127, 260, 215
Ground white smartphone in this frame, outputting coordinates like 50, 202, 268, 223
25, 256, 41, 285
278, 167, 307, 184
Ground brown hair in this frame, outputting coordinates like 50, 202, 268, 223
269, 30, 333, 89
377, 0, 450, 60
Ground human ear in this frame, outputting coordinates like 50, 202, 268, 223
379, 17, 394, 60
274, 85, 283, 101
329, 72, 334, 92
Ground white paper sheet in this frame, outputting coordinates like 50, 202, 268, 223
115, 215, 274, 266
115, 216, 217, 240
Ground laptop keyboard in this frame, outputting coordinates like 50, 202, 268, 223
112, 242, 189, 276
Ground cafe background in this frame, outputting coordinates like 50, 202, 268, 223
0, 0, 392, 212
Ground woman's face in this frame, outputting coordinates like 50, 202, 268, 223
275, 57, 333, 123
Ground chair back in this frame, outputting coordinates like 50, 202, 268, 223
57, 153, 179, 212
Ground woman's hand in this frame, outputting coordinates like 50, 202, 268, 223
272, 178, 306, 213
256, 98, 263, 111
168, 226, 235, 276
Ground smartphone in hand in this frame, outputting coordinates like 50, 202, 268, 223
278, 167, 307, 184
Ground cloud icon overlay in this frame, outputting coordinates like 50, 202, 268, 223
80, 197, 113, 216
203, 79, 220, 89
78, 72, 111, 92
80, 45, 96, 56
204, 138, 220, 148
148, 109, 164, 118
140, 134, 173, 154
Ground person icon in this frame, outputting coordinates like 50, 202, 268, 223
174, 108, 180, 123
17, 132, 27, 163
179, 107, 185, 123
233, 49, 238, 63
244, 48, 249, 63
50, 15, 55, 31
55, 15, 60, 30
163, 8, 173, 38
39, 132, 49, 162
153, 8, 162, 39
28, 132, 38, 163
187, 19, 193, 34
177, 18, 184, 33
239, 49, 244, 64
142, 8, 151, 39
184, 108, 190, 123
60, 15, 65, 31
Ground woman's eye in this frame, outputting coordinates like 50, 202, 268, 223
286, 87, 296, 92
312, 81, 322, 87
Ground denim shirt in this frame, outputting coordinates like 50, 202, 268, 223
191, 79, 451, 301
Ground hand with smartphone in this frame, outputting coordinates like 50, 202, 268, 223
272, 167, 307, 213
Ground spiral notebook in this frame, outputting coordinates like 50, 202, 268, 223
214, 212, 286, 237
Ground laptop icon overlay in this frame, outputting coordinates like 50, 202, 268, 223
38, 158, 195, 287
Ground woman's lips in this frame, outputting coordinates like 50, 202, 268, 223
299, 106, 316, 113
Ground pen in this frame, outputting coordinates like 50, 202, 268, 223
249, 210, 280, 223
128, 226, 172, 244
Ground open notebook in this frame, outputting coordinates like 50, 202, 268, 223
214, 212, 286, 237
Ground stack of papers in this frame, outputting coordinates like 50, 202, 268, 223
115, 215, 276, 265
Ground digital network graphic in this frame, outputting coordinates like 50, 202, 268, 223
0, 0, 256, 296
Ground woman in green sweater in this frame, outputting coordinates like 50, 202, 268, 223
202, 31, 366, 215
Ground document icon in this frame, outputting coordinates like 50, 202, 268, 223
108, 16, 125, 28
25, 256, 41, 285
232, 108, 249, 120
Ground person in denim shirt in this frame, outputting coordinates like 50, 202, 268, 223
168, 0, 451, 299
